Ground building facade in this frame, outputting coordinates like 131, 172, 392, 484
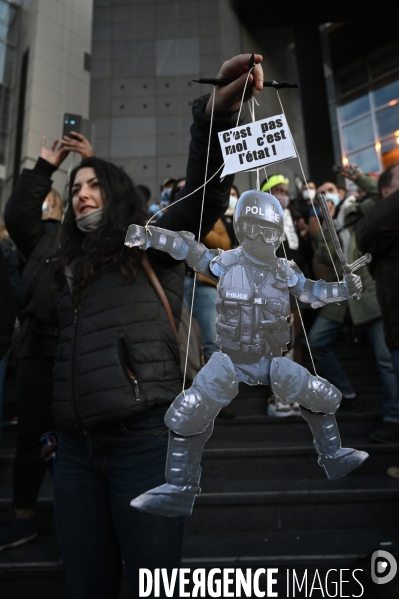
0, 0, 93, 213
90, 0, 308, 201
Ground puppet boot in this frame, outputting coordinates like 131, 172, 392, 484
130, 423, 213, 517
300, 407, 368, 480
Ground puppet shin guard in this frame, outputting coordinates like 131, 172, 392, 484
300, 407, 368, 480
130, 424, 214, 517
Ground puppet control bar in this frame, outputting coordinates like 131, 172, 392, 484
193, 53, 299, 90
193, 78, 299, 90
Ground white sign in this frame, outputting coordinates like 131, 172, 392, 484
218, 114, 296, 177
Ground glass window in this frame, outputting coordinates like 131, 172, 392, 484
338, 95, 370, 123
375, 103, 399, 138
347, 146, 379, 174
374, 79, 399, 108
0, 1, 8, 42
342, 115, 374, 151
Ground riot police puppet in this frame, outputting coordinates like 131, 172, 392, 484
125, 190, 368, 517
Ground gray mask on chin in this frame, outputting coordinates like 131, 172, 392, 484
75, 207, 104, 233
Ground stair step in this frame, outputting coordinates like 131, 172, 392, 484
182, 527, 399, 566
1, 477, 397, 535
1, 441, 397, 484
202, 440, 397, 478
212, 412, 382, 442
1, 527, 396, 571
186, 476, 399, 533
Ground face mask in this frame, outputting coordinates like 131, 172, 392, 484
274, 194, 289, 210
160, 188, 172, 207
225, 195, 238, 216
303, 189, 316, 201
75, 207, 104, 233
324, 193, 340, 206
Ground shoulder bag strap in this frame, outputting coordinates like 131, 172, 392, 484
141, 253, 179, 341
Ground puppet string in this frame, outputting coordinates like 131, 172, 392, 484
249, 97, 260, 191
275, 90, 340, 283
182, 89, 215, 391
263, 165, 319, 378
180, 65, 256, 392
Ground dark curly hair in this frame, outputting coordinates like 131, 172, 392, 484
54, 157, 147, 303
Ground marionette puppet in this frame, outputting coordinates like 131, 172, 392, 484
124, 56, 371, 518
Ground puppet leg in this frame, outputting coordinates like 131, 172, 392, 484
131, 352, 238, 516
270, 357, 368, 479
299, 407, 368, 480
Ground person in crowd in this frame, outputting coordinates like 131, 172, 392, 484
307, 180, 342, 282
48, 54, 264, 599
169, 177, 186, 205
308, 165, 398, 442
0, 221, 22, 447
147, 177, 177, 220
0, 245, 17, 449
222, 184, 239, 246
308, 180, 340, 242
356, 162, 399, 443
337, 184, 347, 202
0, 248, 16, 360
292, 179, 317, 222
184, 208, 233, 362
260, 175, 313, 417
0, 134, 93, 552
0, 220, 23, 297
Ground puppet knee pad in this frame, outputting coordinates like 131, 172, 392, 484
270, 357, 341, 414
165, 352, 238, 436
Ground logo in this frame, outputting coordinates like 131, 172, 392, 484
371, 550, 397, 585
226, 292, 248, 299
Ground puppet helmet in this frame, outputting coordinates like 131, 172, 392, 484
233, 190, 284, 245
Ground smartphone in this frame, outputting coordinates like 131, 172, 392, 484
63, 114, 83, 139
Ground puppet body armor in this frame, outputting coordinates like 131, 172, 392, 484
213, 248, 293, 356
125, 190, 368, 517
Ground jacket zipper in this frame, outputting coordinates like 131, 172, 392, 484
126, 367, 141, 402
72, 305, 87, 434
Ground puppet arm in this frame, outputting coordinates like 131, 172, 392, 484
125, 224, 219, 281
288, 262, 362, 309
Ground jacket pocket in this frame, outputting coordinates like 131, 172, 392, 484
117, 336, 141, 402
216, 319, 240, 342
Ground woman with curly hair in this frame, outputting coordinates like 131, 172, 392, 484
51, 54, 264, 598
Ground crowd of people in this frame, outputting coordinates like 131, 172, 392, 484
0, 51, 399, 597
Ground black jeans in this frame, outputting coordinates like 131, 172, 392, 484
54, 413, 185, 599
13, 357, 54, 509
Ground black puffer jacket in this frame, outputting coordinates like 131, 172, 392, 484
4, 159, 60, 358
356, 189, 399, 352
52, 95, 239, 431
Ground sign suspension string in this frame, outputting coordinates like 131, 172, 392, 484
256, 91, 320, 378
275, 90, 340, 284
